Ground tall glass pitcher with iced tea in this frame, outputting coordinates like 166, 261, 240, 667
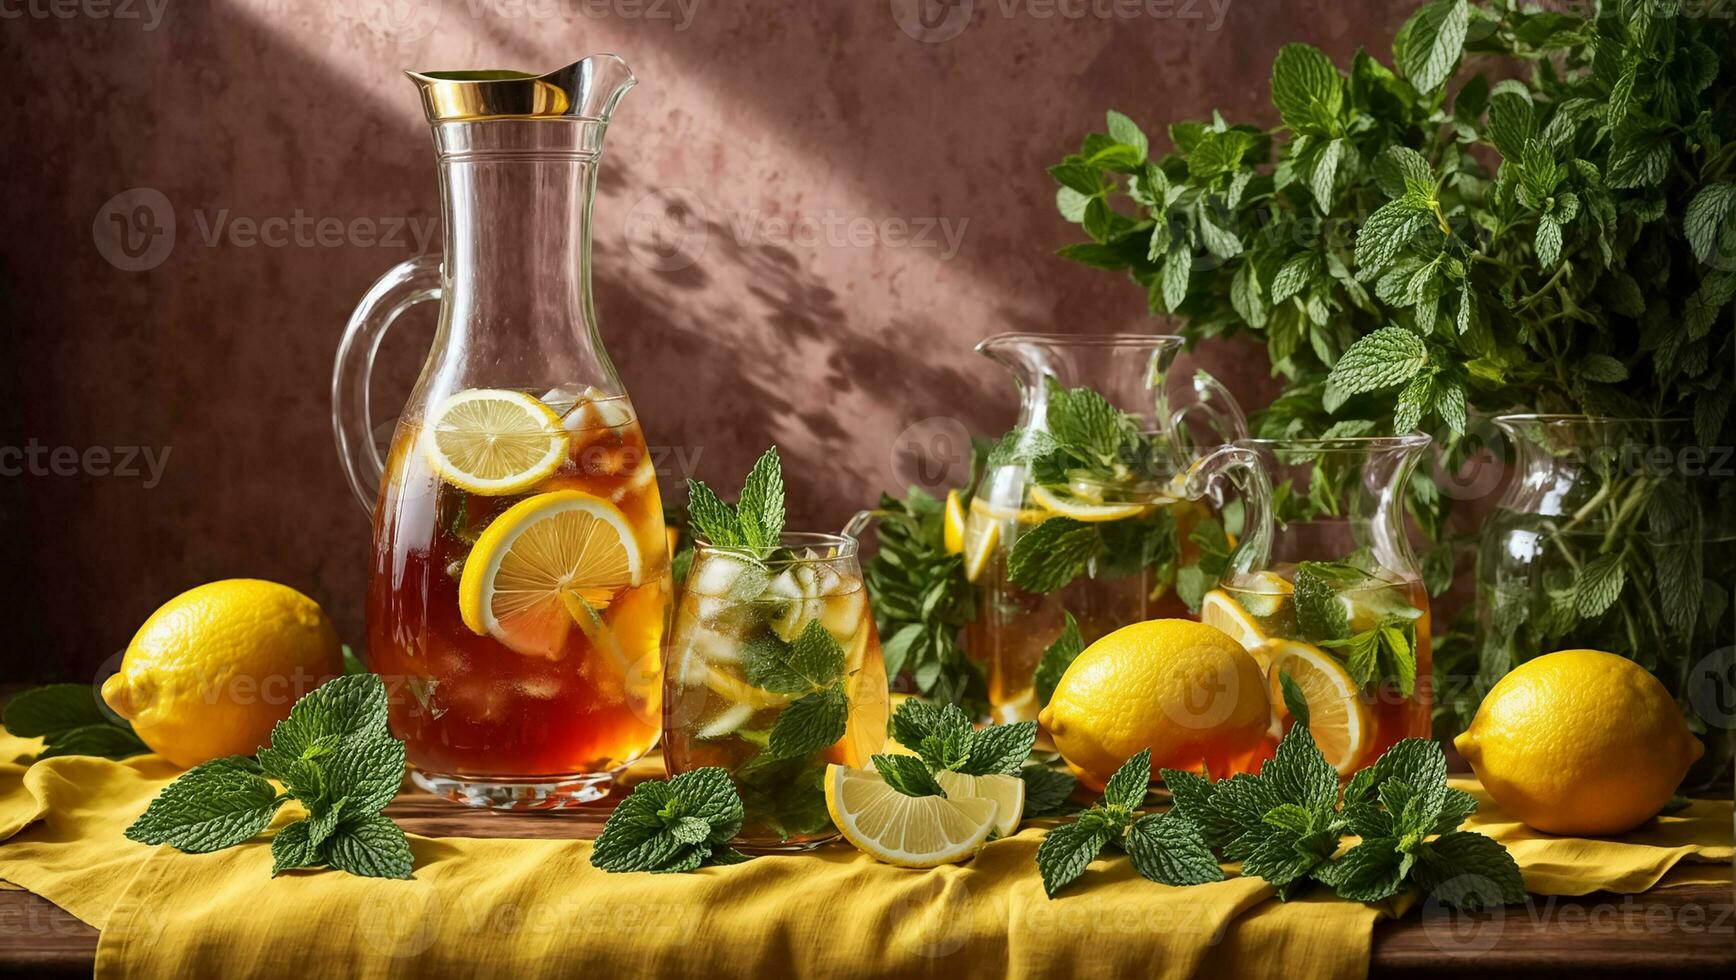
331, 57, 670, 808
966, 334, 1246, 724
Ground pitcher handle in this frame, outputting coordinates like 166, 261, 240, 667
1181, 443, 1272, 582
840, 509, 877, 543
331, 254, 442, 514
1168, 368, 1249, 458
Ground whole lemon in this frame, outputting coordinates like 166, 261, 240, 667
1454, 649, 1703, 836
101, 580, 344, 768
1038, 619, 1270, 791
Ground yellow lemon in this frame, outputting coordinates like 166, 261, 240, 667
1038, 619, 1271, 791
824, 764, 1000, 867
942, 489, 967, 555
1454, 649, 1704, 836
100, 580, 344, 769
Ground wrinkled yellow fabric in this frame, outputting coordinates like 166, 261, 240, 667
0, 730, 1728, 979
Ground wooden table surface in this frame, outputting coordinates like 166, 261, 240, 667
0, 791, 1730, 978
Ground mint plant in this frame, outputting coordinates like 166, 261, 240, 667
125, 674, 413, 879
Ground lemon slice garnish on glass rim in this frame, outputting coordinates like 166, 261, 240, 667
423, 388, 569, 495
458, 490, 642, 659
824, 764, 1000, 867
1029, 485, 1151, 522
1263, 638, 1368, 774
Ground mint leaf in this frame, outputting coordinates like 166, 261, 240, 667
323, 813, 413, 880
256, 673, 389, 780
1007, 518, 1101, 593
1271, 43, 1342, 135
1318, 836, 1412, 902
1044, 378, 1128, 463
1102, 748, 1152, 810
1277, 671, 1311, 726
4, 684, 150, 760
956, 722, 1038, 777
125, 757, 284, 853
1685, 183, 1736, 267
592, 768, 747, 873
1104, 110, 1149, 163
734, 446, 785, 551
1126, 812, 1223, 886
873, 754, 946, 798
1020, 766, 1079, 818
1411, 831, 1525, 911
1033, 613, 1086, 708
1292, 562, 1353, 641
765, 687, 847, 761
684, 479, 741, 547
1326, 326, 1430, 398
322, 734, 407, 816
744, 620, 846, 695
1394, 0, 1468, 93
889, 698, 973, 753
1036, 820, 1111, 897
269, 820, 322, 876
1574, 553, 1626, 617
1261, 724, 1339, 819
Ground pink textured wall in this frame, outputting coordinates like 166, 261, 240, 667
0, 0, 1412, 680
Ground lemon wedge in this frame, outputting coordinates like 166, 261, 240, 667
960, 509, 1000, 583
824, 764, 1000, 867
1264, 638, 1368, 774
1029, 485, 1151, 522
422, 388, 570, 495
969, 497, 1046, 524
935, 770, 1025, 838
943, 489, 967, 555
458, 490, 642, 659
1200, 589, 1268, 658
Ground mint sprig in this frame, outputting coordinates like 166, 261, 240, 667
875, 700, 1052, 805
3, 684, 150, 761
685, 447, 784, 556
743, 619, 851, 765
124, 674, 413, 879
590, 767, 752, 873
1035, 749, 1224, 896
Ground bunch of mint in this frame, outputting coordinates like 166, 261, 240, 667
870, 700, 1077, 819
125, 674, 413, 879
590, 767, 752, 873
685, 446, 785, 559
1036, 748, 1222, 896
3, 684, 149, 760
1292, 557, 1424, 696
1037, 684, 1525, 909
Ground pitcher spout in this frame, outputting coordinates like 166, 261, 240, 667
406, 54, 635, 123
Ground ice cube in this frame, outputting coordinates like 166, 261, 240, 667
766, 565, 824, 641
539, 385, 587, 418
696, 701, 755, 739
820, 588, 868, 639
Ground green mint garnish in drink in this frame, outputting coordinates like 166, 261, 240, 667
685, 446, 784, 558
125, 674, 414, 879
1291, 559, 1424, 695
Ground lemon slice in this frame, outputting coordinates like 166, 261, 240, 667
942, 489, 967, 555
970, 497, 1046, 525
1200, 589, 1268, 657
960, 509, 1000, 584
422, 389, 570, 495
824, 764, 1000, 867
1264, 639, 1368, 774
458, 490, 642, 658
1029, 485, 1151, 522
934, 770, 1025, 838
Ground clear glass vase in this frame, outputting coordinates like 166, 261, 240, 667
1472, 414, 1735, 791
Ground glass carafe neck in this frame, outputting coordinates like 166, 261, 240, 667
428, 119, 619, 394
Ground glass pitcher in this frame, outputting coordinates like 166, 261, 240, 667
330, 56, 671, 809
1183, 435, 1434, 775
1471, 415, 1735, 790
965, 333, 1247, 724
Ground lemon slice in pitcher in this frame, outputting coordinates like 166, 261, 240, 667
1029, 485, 1151, 522
459, 490, 642, 658
824, 764, 1000, 867
1264, 639, 1368, 774
423, 388, 569, 495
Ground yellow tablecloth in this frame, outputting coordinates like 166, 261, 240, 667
1, 730, 1730, 979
